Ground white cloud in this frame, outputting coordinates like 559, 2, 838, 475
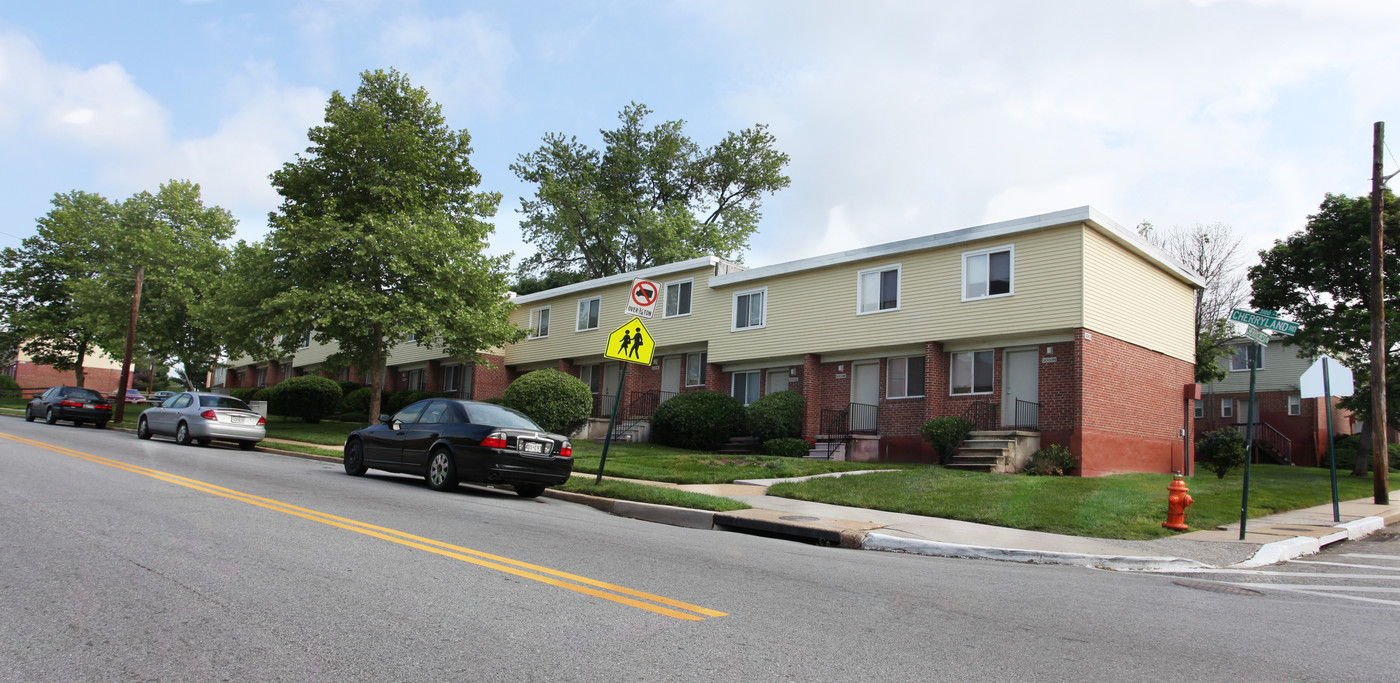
373, 10, 517, 116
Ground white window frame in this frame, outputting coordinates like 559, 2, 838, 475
732, 370, 761, 405
961, 244, 1015, 302
578, 364, 600, 393
443, 365, 460, 393
1288, 394, 1302, 416
1228, 345, 1263, 372
950, 350, 995, 396
685, 352, 707, 387
732, 287, 768, 331
664, 278, 693, 319
529, 306, 551, 339
299, 331, 311, 349
857, 264, 902, 315
1194, 399, 1204, 419
576, 296, 601, 332
887, 355, 925, 399
1221, 397, 1234, 419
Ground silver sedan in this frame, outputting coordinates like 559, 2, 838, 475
137, 392, 266, 450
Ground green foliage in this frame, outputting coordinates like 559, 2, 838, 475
650, 390, 747, 452
479, 396, 508, 405
1197, 428, 1247, 479
745, 390, 804, 442
1024, 444, 1077, 476
336, 380, 363, 397
1195, 319, 1234, 384
385, 390, 433, 415
762, 437, 811, 458
920, 417, 976, 461
511, 102, 791, 280
0, 374, 19, 398
501, 369, 592, 435
340, 387, 385, 415
230, 388, 260, 403
1323, 434, 1400, 472
265, 375, 342, 423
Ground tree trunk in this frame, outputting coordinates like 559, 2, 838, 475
1354, 420, 1372, 477
367, 328, 385, 426
74, 345, 87, 388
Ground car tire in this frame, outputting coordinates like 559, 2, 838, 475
514, 484, 546, 499
343, 439, 368, 476
238, 441, 257, 451
96, 421, 107, 430
24, 407, 35, 422
45, 408, 57, 425
196, 437, 211, 446
426, 448, 459, 492
175, 422, 192, 446
137, 416, 152, 440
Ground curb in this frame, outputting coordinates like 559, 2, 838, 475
1229, 515, 1391, 568
543, 489, 717, 529
860, 533, 1210, 571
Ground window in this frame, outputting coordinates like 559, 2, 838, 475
299, 331, 311, 349
1221, 398, 1234, 419
962, 245, 1013, 301
1228, 345, 1263, 371
419, 401, 449, 424
686, 352, 707, 387
732, 371, 761, 405
256, 367, 267, 387
1288, 395, 1302, 416
1194, 400, 1204, 419
403, 369, 425, 391
443, 365, 460, 393
406, 332, 418, 342
576, 297, 600, 331
665, 279, 693, 318
530, 306, 551, 338
887, 356, 926, 398
733, 288, 766, 331
579, 365, 600, 393
858, 265, 901, 314
950, 350, 994, 395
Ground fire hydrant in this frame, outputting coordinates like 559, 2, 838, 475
1162, 474, 1193, 531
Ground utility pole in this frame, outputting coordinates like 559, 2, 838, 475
1370, 122, 1390, 505
113, 266, 144, 425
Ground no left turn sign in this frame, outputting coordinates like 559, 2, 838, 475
625, 278, 660, 319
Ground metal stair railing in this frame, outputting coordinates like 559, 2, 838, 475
1233, 421, 1292, 464
1012, 399, 1041, 431
958, 400, 1000, 431
819, 406, 851, 459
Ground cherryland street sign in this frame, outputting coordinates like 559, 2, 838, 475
1241, 325, 1271, 346
625, 278, 660, 319
1229, 308, 1299, 335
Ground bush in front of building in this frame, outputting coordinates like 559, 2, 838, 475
746, 390, 804, 442
230, 387, 260, 403
1023, 443, 1077, 475
1196, 428, 1247, 479
920, 416, 975, 464
266, 375, 343, 424
341, 387, 385, 417
0, 374, 20, 398
385, 390, 433, 415
502, 369, 592, 436
651, 390, 747, 451
1324, 434, 1400, 471
336, 380, 363, 397
763, 437, 811, 458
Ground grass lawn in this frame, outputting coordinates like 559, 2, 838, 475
767, 464, 1398, 540
261, 417, 366, 445
557, 476, 751, 512
568, 439, 922, 484
261, 441, 345, 458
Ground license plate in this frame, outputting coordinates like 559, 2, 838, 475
521, 441, 544, 454
231, 416, 245, 424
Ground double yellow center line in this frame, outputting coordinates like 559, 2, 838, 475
1, 433, 727, 622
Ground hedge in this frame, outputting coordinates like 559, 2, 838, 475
265, 375, 342, 423
651, 391, 746, 451
502, 369, 592, 435
746, 390, 804, 442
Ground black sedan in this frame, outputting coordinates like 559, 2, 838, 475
342, 399, 574, 498
25, 386, 114, 428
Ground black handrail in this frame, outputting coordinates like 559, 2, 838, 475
849, 402, 878, 434
958, 400, 1000, 431
1232, 421, 1292, 463
1013, 399, 1041, 431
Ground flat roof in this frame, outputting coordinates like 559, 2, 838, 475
509, 256, 745, 304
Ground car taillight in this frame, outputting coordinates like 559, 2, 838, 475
98, 404, 111, 410
59, 400, 83, 408
200, 410, 217, 420
559, 443, 573, 458
257, 416, 266, 426
481, 432, 508, 449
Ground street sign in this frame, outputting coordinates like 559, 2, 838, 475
1300, 355, 1354, 399
1241, 325, 1271, 346
625, 278, 660, 319
605, 316, 655, 366
1229, 308, 1299, 336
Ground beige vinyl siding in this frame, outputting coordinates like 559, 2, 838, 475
1081, 228, 1196, 362
503, 265, 729, 366
705, 225, 1086, 363
1205, 341, 1314, 394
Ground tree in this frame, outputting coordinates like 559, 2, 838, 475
1139, 221, 1249, 383
0, 191, 119, 387
1249, 191, 1400, 476
252, 68, 521, 423
511, 102, 791, 280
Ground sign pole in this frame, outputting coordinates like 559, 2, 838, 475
1239, 343, 1259, 541
595, 364, 628, 484
1324, 357, 1340, 522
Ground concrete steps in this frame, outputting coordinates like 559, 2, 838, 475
945, 433, 1017, 472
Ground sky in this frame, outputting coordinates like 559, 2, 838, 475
2, 0, 1398, 279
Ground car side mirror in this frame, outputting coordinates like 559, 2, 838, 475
378, 413, 392, 424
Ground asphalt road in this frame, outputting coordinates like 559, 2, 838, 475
2, 417, 1397, 682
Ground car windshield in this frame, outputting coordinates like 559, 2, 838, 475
463, 403, 543, 431
199, 395, 252, 411
61, 388, 104, 401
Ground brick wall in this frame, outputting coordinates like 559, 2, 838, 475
1073, 329, 1193, 476
472, 354, 510, 400
13, 361, 125, 394
1193, 391, 1353, 468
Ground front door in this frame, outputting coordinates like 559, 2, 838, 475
850, 361, 879, 431
661, 355, 682, 398
600, 362, 620, 417
1002, 349, 1040, 428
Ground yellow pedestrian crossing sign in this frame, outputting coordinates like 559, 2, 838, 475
605, 317, 655, 366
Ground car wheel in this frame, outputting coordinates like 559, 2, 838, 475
24, 406, 35, 422
343, 439, 368, 476
96, 421, 108, 430
514, 484, 546, 499
137, 416, 152, 440
45, 408, 58, 425
196, 437, 211, 446
238, 441, 257, 451
175, 422, 192, 446
426, 448, 459, 491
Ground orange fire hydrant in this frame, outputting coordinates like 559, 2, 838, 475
1162, 474, 1193, 531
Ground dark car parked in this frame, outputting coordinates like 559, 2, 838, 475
25, 386, 113, 428
343, 399, 574, 498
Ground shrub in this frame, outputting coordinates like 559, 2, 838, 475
1324, 435, 1400, 471
230, 388, 260, 403
265, 375, 342, 423
1024, 444, 1077, 476
336, 380, 363, 398
651, 390, 747, 451
385, 390, 433, 415
1197, 428, 1246, 479
0, 374, 19, 398
763, 437, 811, 458
479, 396, 508, 405
920, 416, 976, 463
746, 390, 804, 442
502, 369, 592, 435
339, 412, 369, 424
341, 387, 387, 416
253, 388, 272, 403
